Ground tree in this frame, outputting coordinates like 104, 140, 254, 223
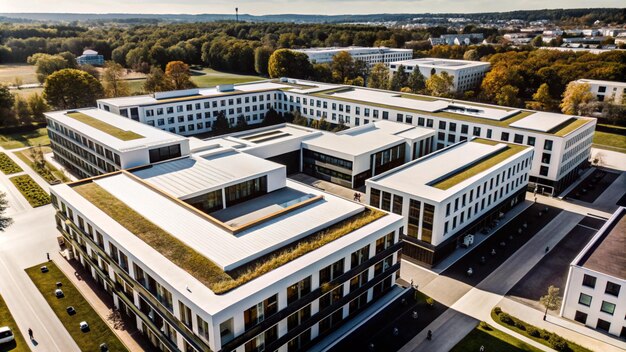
43, 69, 104, 110
235, 114, 248, 131
254, 46, 272, 76
27, 53, 72, 83
165, 61, 197, 90
389, 65, 408, 91
560, 82, 596, 115
531, 83, 556, 111
540, 285, 562, 320
312, 63, 333, 83
261, 108, 285, 126
531, 35, 543, 47
480, 65, 523, 102
331, 51, 356, 83
102, 61, 130, 98
79, 64, 100, 80
213, 111, 230, 134
601, 102, 626, 126
14, 95, 30, 124
267, 49, 312, 79
143, 67, 174, 93
0, 192, 12, 231
368, 63, 390, 90
292, 110, 308, 126
0, 84, 15, 126
495, 85, 521, 107
27, 93, 48, 122
463, 49, 480, 61
425, 72, 454, 97
407, 68, 426, 94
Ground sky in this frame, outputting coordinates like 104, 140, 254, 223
3, 0, 625, 16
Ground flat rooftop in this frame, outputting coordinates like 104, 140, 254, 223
303, 120, 434, 158
45, 108, 186, 152
368, 138, 532, 202
577, 207, 626, 280
389, 58, 491, 69
293, 46, 411, 54
575, 79, 626, 87
210, 124, 322, 149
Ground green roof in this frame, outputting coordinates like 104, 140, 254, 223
73, 181, 385, 294
431, 139, 529, 190
66, 112, 144, 141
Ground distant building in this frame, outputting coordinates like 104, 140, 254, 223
575, 79, 626, 105
387, 58, 491, 93
366, 138, 533, 267
429, 33, 484, 46
615, 33, 626, 46
76, 49, 104, 66
561, 207, 626, 338
291, 46, 413, 66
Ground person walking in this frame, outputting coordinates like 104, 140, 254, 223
28, 328, 33, 339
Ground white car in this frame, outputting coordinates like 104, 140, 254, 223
0, 326, 14, 344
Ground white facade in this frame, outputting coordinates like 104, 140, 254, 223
51, 149, 403, 352
429, 33, 484, 46
575, 79, 626, 105
388, 58, 491, 92
364, 138, 533, 265
561, 207, 626, 338
45, 108, 190, 178
291, 46, 413, 66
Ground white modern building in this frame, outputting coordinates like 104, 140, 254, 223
387, 58, 491, 92
429, 33, 484, 46
97, 78, 596, 194
76, 49, 104, 66
290, 46, 413, 66
575, 79, 626, 105
51, 147, 403, 352
561, 207, 626, 338
45, 108, 190, 178
365, 138, 533, 266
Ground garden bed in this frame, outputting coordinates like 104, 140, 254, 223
451, 321, 542, 352
9, 175, 50, 207
0, 152, 23, 175
14, 147, 68, 184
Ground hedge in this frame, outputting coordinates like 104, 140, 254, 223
0, 152, 23, 174
10, 175, 50, 207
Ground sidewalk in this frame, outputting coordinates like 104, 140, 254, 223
528, 193, 612, 219
53, 254, 146, 352
592, 171, 626, 212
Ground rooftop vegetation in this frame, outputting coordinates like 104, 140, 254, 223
432, 140, 528, 190
0, 152, 23, 174
73, 181, 385, 294
66, 112, 144, 141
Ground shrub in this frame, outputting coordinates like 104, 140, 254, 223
527, 326, 540, 337
549, 335, 569, 351
479, 321, 491, 330
494, 306, 502, 315
541, 330, 552, 341
426, 297, 434, 307
499, 312, 514, 325
9, 175, 50, 207
0, 152, 23, 174
515, 319, 526, 330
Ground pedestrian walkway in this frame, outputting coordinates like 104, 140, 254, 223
528, 193, 612, 219
558, 168, 595, 199
54, 254, 146, 351
592, 171, 626, 212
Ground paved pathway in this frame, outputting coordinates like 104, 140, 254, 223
591, 148, 626, 171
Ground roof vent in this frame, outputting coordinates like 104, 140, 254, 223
217, 84, 235, 92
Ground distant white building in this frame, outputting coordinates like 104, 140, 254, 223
366, 138, 533, 266
429, 33, 484, 46
291, 46, 413, 66
76, 49, 104, 66
575, 79, 626, 105
561, 207, 626, 338
387, 58, 491, 92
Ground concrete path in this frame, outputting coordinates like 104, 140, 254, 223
592, 171, 626, 212
591, 148, 626, 171
528, 193, 612, 219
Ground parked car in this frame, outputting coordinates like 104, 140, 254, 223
0, 326, 15, 344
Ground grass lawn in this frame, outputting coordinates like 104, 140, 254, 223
190, 68, 263, 87
0, 153, 23, 175
593, 130, 626, 153
0, 64, 38, 85
0, 127, 49, 150
125, 79, 146, 94
0, 295, 29, 352
451, 323, 543, 352
14, 147, 69, 184
25, 262, 128, 352
66, 112, 144, 141
9, 175, 50, 207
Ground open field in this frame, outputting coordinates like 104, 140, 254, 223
0, 127, 49, 150
0, 295, 29, 352
0, 64, 38, 85
593, 130, 626, 153
450, 323, 542, 352
127, 68, 263, 94
25, 262, 128, 352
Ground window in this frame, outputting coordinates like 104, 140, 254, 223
375, 232, 394, 254
514, 134, 523, 144
287, 276, 311, 305
149, 144, 182, 163
351, 245, 370, 268
486, 129, 492, 139
179, 301, 192, 328
596, 319, 611, 332
582, 274, 596, 288
542, 153, 551, 164
439, 121, 446, 130
501, 132, 509, 141
605, 282, 621, 297
381, 192, 391, 211
220, 318, 234, 346
574, 311, 588, 324
421, 203, 435, 244
287, 305, 311, 331
600, 301, 616, 315
225, 176, 267, 207
197, 316, 210, 341
544, 139, 553, 151
578, 293, 592, 307
392, 195, 403, 215
527, 136, 535, 146
370, 188, 380, 207
407, 199, 421, 239
244, 294, 278, 330
449, 122, 456, 132
540, 166, 549, 176
473, 126, 481, 136
319, 285, 344, 310
461, 124, 468, 134
319, 259, 344, 285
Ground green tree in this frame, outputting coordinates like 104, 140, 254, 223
165, 61, 197, 90
312, 63, 333, 83
407, 68, 426, 93
27, 93, 48, 122
102, 61, 130, 98
495, 85, 521, 107
530, 83, 556, 111
148, 45, 169, 69
261, 108, 285, 126
531, 35, 543, 47
540, 285, 562, 320
389, 65, 408, 91
254, 46, 273, 76
292, 110, 308, 126
213, 111, 230, 134
43, 68, 104, 109
331, 51, 356, 83
560, 82, 596, 115
235, 114, 248, 131
463, 49, 480, 61
426, 72, 454, 97
267, 49, 312, 79
14, 95, 30, 124
0, 84, 15, 126
480, 65, 523, 102
79, 64, 100, 79
27, 53, 72, 83
368, 63, 390, 90
0, 192, 12, 231
143, 67, 174, 93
